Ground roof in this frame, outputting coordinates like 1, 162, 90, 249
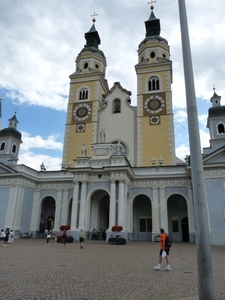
0, 127, 22, 142
208, 106, 225, 118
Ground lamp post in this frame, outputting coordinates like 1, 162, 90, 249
178, 1, 214, 299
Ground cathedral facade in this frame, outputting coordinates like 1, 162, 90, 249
0, 9, 225, 245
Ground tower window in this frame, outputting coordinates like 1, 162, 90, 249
12, 144, 16, 153
79, 88, 88, 100
84, 62, 88, 69
218, 124, 225, 134
113, 99, 121, 113
148, 76, 160, 91
0, 142, 5, 151
150, 52, 155, 58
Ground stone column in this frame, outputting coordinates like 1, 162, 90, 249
61, 189, 69, 226
109, 181, 116, 228
118, 181, 125, 228
30, 189, 41, 235
71, 182, 79, 230
187, 186, 196, 242
10, 185, 25, 231
53, 189, 62, 231
159, 186, 168, 232
5, 184, 19, 229
78, 182, 87, 229
152, 187, 159, 236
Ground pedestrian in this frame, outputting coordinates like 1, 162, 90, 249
79, 229, 85, 249
4, 229, 10, 246
46, 230, 51, 244
0, 229, 6, 246
91, 228, 97, 240
61, 230, 67, 247
154, 228, 171, 271
8, 230, 14, 244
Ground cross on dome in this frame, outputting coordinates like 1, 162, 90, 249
91, 12, 98, 23
148, 0, 156, 10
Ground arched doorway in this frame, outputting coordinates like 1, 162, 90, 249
39, 196, 55, 233
182, 217, 189, 242
133, 194, 152, 241
167, 194, 189, 242
90, 190, 109, 240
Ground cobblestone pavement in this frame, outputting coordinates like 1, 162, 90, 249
0, 239, 224, 300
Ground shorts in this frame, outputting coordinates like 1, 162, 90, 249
79, 237, 84, 242
160, 249, 170, 256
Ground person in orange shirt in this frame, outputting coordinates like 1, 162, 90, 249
154, 228, 171, 271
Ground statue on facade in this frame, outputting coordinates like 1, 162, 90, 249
81, 143, 87, 157
116, 141, 122, 155
100, 129, 105, 142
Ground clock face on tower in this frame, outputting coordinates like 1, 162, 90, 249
73, 104, 91, 121
144, 95, 165, 114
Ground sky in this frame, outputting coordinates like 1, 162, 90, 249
0, 0, 225, 171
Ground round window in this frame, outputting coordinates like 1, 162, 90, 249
150, 52, 155, 58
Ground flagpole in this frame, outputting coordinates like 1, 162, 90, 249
177, 0, 214, 299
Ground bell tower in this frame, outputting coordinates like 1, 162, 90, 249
62, 15, 109, 168
135, 4, 176, 166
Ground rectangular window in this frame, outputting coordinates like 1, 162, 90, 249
139, 218, 152, 232
172, 220, 179, 232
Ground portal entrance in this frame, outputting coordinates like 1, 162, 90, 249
133, 194, 152, 241
90, 190, 109, 240
167, 194, 189, 242
39, 196, 55, 233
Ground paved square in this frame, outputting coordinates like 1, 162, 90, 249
1, 239, 224, 299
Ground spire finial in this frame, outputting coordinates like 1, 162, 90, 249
91, 12, 98, 23
148, 0, 156, 11
14, 108, 17, 115
212, 83, 216, 92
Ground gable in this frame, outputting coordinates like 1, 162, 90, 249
203, 146, 225, 165
0, 163, 17, 174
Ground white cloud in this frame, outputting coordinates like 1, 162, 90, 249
19, 151, 62, 171
20, 132, 63, 152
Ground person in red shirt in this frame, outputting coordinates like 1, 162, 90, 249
154, 228, 171, 271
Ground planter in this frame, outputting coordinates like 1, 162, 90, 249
108, 237, 126, 245
154, 236, 161, 242
57, 236, 74, 243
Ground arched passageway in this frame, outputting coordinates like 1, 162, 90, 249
167, 194, 189, 242
133, 194, 152, 241
39, 196, 55, 233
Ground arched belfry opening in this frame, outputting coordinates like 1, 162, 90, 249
39, 196, 55, 234
167, 194, 189, 242
133, 194, 152, 241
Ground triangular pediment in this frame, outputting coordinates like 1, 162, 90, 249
0, 162, 17, 174
203, 146, 225, 165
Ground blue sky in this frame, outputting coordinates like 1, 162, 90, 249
0, 0, 224, 170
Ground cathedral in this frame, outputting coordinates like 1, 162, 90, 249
0, 7, 225, 245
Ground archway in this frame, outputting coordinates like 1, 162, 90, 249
39, 196, 55, 233
90, 190, 109, 240
167, 194, 189, 242
182, 217, 189, 242
133, 194, 152, 241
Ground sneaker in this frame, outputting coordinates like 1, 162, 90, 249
165, 266, 171, 271
154, 265, 161, 270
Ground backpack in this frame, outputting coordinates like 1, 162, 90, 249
165, 234, 172, 248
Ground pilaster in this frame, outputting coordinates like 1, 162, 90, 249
71, 182, 79, 230
109, 181, 116, 228
78, 182, 87, 229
